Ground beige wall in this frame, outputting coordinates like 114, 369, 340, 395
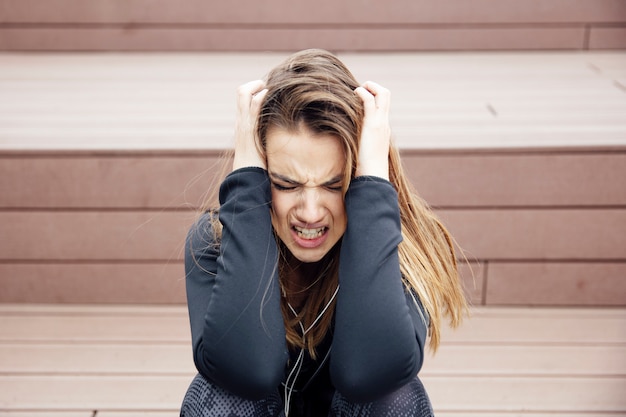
2, 150, 625, 306
1, 0, 625, 51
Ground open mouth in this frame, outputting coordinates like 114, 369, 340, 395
293, 225, 327, 240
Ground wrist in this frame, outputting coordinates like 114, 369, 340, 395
232, 144, 265, 171
356, 160, 389, 180
232, 155, 264, 171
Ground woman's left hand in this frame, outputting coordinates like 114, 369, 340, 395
355, 81, 391, 180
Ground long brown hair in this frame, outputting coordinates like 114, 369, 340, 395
213, 49, 467, 357
257, 50, 363, 358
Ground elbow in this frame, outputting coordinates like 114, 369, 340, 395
228, 365, 285, 400
241, 356, 286, 400
193, 343, 287, 400
330, 350, 421, 403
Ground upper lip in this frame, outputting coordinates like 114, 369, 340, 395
292, 223, 327, 231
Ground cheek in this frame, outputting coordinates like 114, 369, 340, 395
270, 191, 290, 224
331, 197, 347, 227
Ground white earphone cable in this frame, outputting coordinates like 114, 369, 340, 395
283, 284, 340, 416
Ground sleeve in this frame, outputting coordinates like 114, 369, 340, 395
330, 176, 428, 402
185, 167, 288, 400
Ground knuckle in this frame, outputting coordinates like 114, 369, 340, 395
251, 93, 264, 105
237, 85, 249, 98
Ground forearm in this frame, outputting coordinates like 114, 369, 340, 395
186, 168, 287, 399
331, 176, 423, 402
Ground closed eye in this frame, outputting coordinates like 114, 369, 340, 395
322, 176, 344, 192
269, 173, 343, 192
271, 182, 298, 191
325, 184, 343, 192
269, 173, 301, 191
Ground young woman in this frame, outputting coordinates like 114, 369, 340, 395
181, 49, 467, 417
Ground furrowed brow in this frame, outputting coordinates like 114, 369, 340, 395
322, 175, 344, 187
269, 173, 343, 187
269, 173, 302, 185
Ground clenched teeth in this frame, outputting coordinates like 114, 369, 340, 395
294, 226, 325, 239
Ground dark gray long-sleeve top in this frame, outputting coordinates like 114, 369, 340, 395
185, 167, 428, 403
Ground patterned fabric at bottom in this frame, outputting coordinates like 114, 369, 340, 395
180, 374, 284, 417
180, 373, 434, 417
330, 378, 434, 417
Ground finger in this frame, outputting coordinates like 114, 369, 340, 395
360, 81, 390, 112
250, 88, 268, 114
355, 86, 376, 115
361, 81, 389, 96
238, 79, 266, 95
237, 80, 266, 110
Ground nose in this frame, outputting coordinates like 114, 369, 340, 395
296, 187, 324, 225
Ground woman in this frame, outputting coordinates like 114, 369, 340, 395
181, 49, 467, 417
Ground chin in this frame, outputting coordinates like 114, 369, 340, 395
289, 247, 329, 264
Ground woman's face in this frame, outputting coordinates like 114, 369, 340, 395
266, 126, 348, 263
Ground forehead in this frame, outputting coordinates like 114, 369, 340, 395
265, 127, 346, 181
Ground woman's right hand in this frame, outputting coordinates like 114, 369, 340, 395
232, 80, 268, 171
